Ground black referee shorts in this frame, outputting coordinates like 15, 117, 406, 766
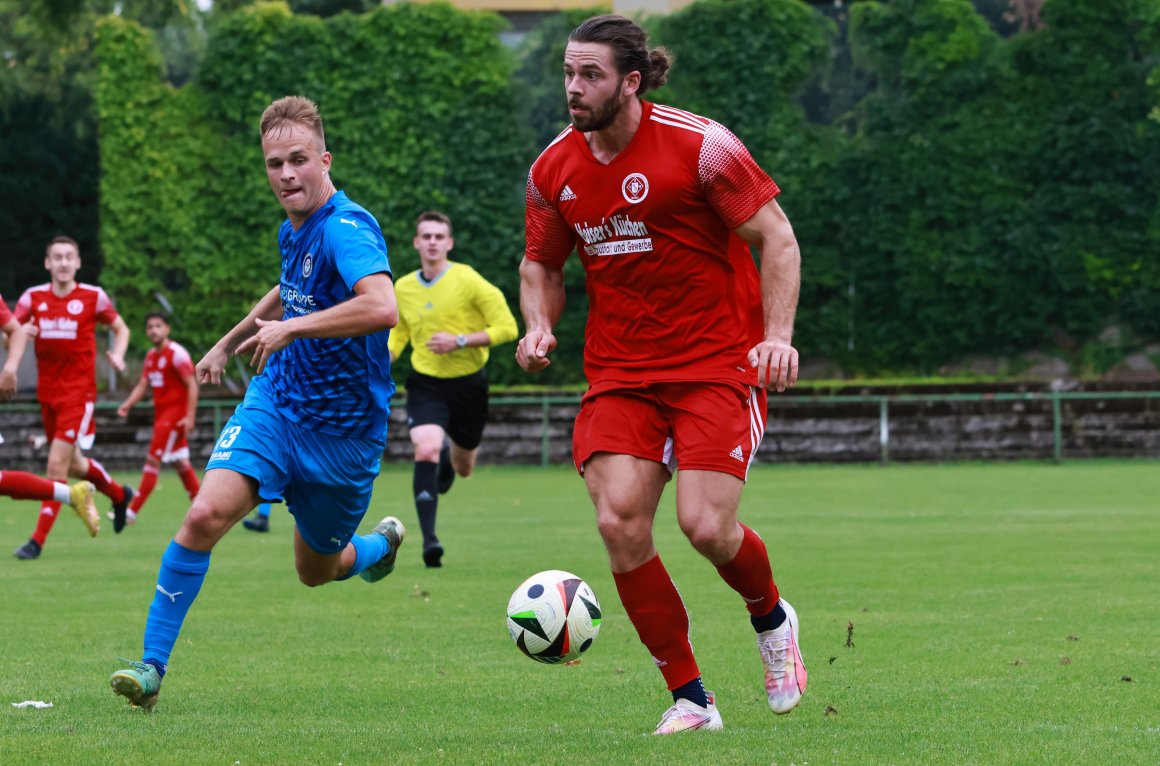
403, 369, 490, 450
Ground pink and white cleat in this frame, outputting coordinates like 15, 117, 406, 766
759, 599, 807, 714
653, 692, 724, 735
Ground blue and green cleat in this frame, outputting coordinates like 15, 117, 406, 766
110, 659, 162, 710
359, 516, 405, 583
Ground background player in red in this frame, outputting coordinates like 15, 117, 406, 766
117, 312, 200, 530
11, 235, 134, 559
516, 15, 806, 735
0, 291, 100, 534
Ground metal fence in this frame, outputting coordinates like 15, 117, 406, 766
3, 389, 1159, 466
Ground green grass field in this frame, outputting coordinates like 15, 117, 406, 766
2, 461, 1157, 765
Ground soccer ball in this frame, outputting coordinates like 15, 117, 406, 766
506, 570, 601, 664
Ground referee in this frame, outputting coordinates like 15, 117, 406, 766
389, 211, 518, 567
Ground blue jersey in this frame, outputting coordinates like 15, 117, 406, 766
257, 191, 394, 441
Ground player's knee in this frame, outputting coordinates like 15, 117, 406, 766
681, 519, 733, 560
295, 564, 336, 588
595, 506, 649, 548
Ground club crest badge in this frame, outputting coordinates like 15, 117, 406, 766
621, 173, 649, 204
302, 253, 314, 278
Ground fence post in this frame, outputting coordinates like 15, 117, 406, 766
879, 398, 890, 465
1052, 393, 1063, 464
541, 397, 551, 468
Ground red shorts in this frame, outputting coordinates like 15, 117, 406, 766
572, 380, 767, 480
149, 418, 190, 463
41, 399, 97, 450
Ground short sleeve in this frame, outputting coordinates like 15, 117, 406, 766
0, 294, 12, 326
171, 344, 195, 377
95, 287, 120, 325
12, 288, 34, 323
699, 121, 780, 230
328, 212, 391, 292
524, 170, 575, 268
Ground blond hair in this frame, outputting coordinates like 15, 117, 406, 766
260, 95, 326, 149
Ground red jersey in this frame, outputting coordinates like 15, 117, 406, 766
0, 292, 12, 326
142, 340, 194, 420
525, 101, 779, 386
13, 282, 120, 403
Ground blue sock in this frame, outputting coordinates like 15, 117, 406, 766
672, 676, 709, 708
336, 531, 389, 581
142, 540, 211, 675
257, 503, 271, 518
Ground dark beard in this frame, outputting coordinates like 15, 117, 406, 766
571, 83, 623, 133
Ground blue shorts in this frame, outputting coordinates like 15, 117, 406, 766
206, 387, 385, 554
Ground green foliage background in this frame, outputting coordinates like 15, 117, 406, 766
95, 2, 531, 382
87, 0, 1160, 381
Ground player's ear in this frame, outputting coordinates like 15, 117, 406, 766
622, 71, 641, 98
321, 150, 332, 172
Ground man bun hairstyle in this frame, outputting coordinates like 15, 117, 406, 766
261, 95, 326, 150
570, 14, 671, 96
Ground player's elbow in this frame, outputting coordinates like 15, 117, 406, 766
368, 302, 397, 332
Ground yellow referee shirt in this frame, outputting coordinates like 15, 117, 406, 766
389, 263, 518, 379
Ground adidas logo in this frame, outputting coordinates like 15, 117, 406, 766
416, 490, 434, 502
729, 445, 744, 462
559, 185, 577, 202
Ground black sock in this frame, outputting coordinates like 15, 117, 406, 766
671, 677, 709, 708
413, 461, 439, 545
751, 602, 787, 634
437, 441, 455, 494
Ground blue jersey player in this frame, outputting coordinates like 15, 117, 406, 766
110, 96, 405, 710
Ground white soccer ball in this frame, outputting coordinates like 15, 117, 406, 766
506, 570, 602, 664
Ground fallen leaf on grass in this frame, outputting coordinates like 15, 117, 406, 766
1010, 658, 1025, 666
1059, 657, 1071, 665
824, 705, 838, 716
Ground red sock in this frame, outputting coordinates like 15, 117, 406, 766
0, 471, 57, 502
85, 459, 125, 504
130, 465, 159, 513
177, 465, 201, 500
32, 502, 62, 546
715, 524, 780, 617
612, 554, 700, 690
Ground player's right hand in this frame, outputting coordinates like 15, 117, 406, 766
0, 369, 15, 400
116, 403, 130, 418
197, 346, 229, 385
516, 330, 556, 373
22, 322, 38, 338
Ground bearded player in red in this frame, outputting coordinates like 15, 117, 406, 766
0, 291, 100, 534
116, 312, 200, 529
11, 236, 135, 559
517, 15, 806, 734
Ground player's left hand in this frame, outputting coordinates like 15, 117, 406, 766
180, 414, 196, 434
105, 351, 126, 373
748, 338, 799, 392
426, 332, 458, 355
235, 317, 295, 374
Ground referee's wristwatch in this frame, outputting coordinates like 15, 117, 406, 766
455, 334, 468, 349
